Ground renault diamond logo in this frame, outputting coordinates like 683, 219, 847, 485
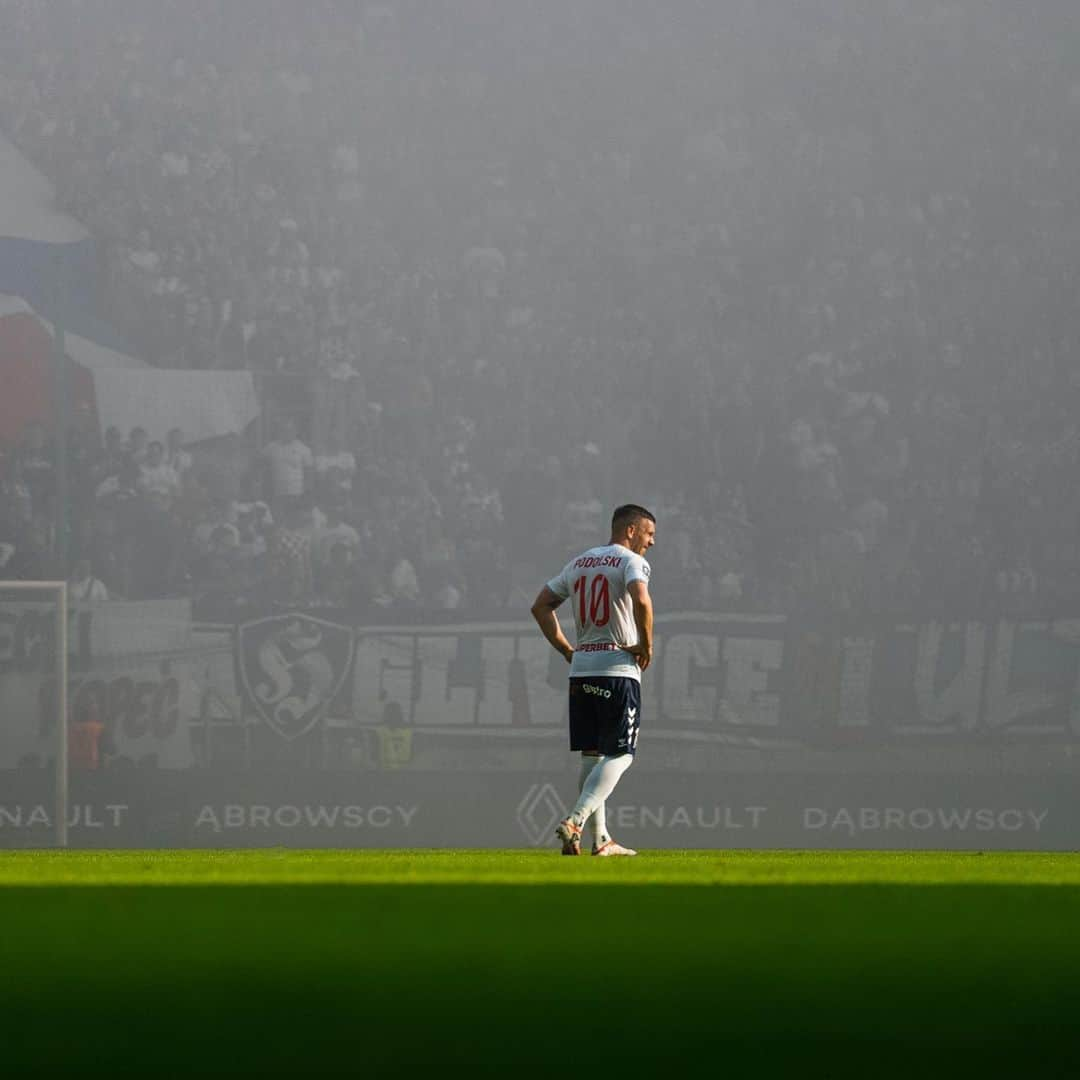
516, 783, 567, 846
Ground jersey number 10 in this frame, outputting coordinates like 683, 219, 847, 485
573, 574, 611, 628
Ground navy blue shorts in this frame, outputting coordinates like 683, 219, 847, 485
568, 677, 641, 757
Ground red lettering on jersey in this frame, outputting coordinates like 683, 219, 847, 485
573, 555, 623, 570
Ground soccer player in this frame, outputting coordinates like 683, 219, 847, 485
530, 504, 656, 856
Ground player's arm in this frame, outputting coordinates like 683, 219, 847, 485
529, 586, 574, 663
625, 580, 653, 671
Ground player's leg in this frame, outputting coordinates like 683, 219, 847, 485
555, 752, 597, 855
580, 678, 640, 855
557, 682, 597, 854
560, 754, 633, 854
569, 752, 633, 830
577, 751, 610, 849
578, 753, 638, 855
578, 752, 597, 795
559, 679, 640, 855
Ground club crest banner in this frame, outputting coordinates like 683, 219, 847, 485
235, 614, 356, 740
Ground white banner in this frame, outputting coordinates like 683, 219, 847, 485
210, 611, 1080, 741
0, 598, 192, 672
92, 369, 259, 444
0, 660, 198, 769
0, 599, 198, 768
211, 612, 791, 739
6, 603, 1079, 770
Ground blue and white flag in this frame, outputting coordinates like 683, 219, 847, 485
0, 132, 143, 373
0, 134, 259, 444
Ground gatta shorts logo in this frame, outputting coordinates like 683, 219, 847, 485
582, 683, 613, 699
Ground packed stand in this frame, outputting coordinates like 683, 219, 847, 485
2, 0, 1080, 616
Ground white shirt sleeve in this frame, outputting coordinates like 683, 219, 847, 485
545, 561, 572, 600
625, 554, 651, 587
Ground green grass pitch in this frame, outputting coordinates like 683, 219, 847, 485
4, 850, 1080, 1076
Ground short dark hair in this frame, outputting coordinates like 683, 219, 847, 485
611, 504, 656, 533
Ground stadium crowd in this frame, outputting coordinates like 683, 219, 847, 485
2, 0, 1080, 618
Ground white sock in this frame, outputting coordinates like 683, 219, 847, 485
577, 753, 595, 794
577, 754, 610, 848
570, 754, 633, 831
591, 802, 610, 850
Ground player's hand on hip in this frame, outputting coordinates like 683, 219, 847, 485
625, 643, 652, 671
561, 645, 575, 663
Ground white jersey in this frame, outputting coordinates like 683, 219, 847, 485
546, 543, 652, 681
